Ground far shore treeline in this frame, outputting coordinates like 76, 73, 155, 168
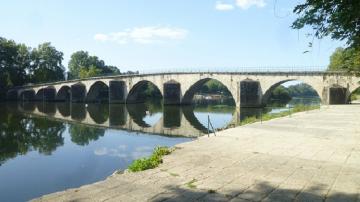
0, 37, 138, 99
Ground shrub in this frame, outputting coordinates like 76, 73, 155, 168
128, 146, 171, 172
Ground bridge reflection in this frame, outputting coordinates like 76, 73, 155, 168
16, 102, 267, 137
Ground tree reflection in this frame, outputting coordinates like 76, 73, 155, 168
69, 124, 105, 146
0, 104, 65, 165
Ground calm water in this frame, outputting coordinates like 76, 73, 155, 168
0, 98, 319, 201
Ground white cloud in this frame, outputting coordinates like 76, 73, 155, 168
236, 0, 266, 9
94, 26, 188, 45
215, 1, 235, 11
93, 34, 109, 42
94, 147, 108, 156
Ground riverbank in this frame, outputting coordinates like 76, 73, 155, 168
33, 105, 360, 202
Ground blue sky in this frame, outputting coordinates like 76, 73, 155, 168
0, 0, 344, 73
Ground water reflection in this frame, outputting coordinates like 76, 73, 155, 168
14, 102, 237, 137
69, 124, 105, 146
0, 104, 65, 166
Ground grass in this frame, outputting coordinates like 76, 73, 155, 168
128, 146, 172, 172
185, 179, 197, 189
169, 172, 179, 177
238, 104, 320, 126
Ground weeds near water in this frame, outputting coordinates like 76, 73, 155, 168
128, 146, 172, 172
185, 179, 197, 189
239, 104, 319, 126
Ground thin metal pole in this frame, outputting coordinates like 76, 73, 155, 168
207, 115, 210, 137
209, 117, 216, 136
289, 105, 291, 117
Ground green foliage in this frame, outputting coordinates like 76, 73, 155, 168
328, 47, 360, 72
0, 37, 31, 98
199, 80, 231, 96
0, 105, 65, 165
68, 50, 120, 79
185, 179, 197, 189
30, 42, 65, 83
0, 37, 66, 99
134, 82, 162, 100
269, 85, 291, 103
79, 65, 103, 79
269, 83, 318, 105
351, 88, 360, 101
287, 83, 318, 97
292, 1, 360, 49
128, 146, 171, 172
239, 104, 319, 126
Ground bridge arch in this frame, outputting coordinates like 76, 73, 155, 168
182, 78, 236, 105
35, 86, 56, 101
19, 89, 36, 101
71, 83, 86, 102
348, 86, 360, 103
262, 80, 322, 105
127, 80, 163, 104
56, 86, 71, 102
86, 81, 109, 103
325, 84, 349, 104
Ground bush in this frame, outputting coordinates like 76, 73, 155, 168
128, 146, 171, 172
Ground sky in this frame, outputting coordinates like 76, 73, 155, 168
0, 0, 344, 73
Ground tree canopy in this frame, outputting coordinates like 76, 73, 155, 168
328, 47, 360, 71
30, 42, 65, 83
68, 50, 120, 79
0, 38, 66, 98
292, 0, 360, 49
269, 83, 319, 104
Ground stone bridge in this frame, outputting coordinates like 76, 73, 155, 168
7, 72, 360, 107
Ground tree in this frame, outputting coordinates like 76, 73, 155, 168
68, 50, 89, 79
269, 85, 291, 103
292, 0, 360, 49
68, 50, 120, 79
328, 47, 360, 71
79, 65, 102, 79
0, 37, 31, 98
30, 42, 65, 83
